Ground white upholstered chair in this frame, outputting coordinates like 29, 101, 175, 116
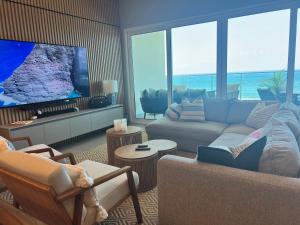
0, 151, 142, 225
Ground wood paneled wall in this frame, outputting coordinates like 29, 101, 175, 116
0, 0, 123, 125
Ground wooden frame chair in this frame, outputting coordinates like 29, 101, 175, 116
0, 152, 143, 225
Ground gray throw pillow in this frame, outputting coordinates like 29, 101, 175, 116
245, 103, 280, 129
204, 99, 230, 123
226, 100, 257, 124
259, 118, 300, 177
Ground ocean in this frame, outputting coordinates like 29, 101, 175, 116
173, 70, 300, 99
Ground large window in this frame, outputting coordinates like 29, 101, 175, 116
127, 5, 300, 122
131, 31, 167, 119
227, 10, 290, 100
171, 22, 217, 102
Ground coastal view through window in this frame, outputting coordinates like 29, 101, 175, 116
171, 22, 217, 102
227, 9, 290, 100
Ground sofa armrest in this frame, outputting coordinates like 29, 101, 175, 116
158, 155, 300, 225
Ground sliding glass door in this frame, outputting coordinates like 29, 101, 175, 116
171, 22, 217, 103
131, 31, 167, 119
227, 10, 290, 100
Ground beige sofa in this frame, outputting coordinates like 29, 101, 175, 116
150, 100, 300, 225
158, 155, 300, 225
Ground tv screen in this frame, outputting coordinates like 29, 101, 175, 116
0, 39, 90, 107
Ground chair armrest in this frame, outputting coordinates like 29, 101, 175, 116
25, 148, 55, 157
10, 136, 33, 146
56, 166, 132, 202
51, 153, 76, 165
92, 166, 131, 187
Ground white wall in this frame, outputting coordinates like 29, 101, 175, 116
119, 0, 294, 29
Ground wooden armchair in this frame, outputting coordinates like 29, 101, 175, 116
0, 151, 143, 225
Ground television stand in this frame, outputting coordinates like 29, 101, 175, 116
0, 105, 124, 149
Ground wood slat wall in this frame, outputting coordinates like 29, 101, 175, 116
0, 0, 124, 125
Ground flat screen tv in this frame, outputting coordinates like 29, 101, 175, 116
0, 39, 90, 108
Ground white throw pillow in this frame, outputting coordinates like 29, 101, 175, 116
165, 103, 182, 120
64, 164, 108, 222
259, 118, 300, 177
179, 98, 205, 122
245, 103, 280, 129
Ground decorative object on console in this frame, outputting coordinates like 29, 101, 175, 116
88, 95, 110, 108
102, 80, 118, 105
114, 119, 128, 132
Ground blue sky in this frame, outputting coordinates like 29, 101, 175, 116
172, 9, 299, 75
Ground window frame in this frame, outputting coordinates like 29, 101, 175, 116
123, 1, 300, 122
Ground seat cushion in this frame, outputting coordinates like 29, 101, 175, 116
146, 118, 227, 145
78, 160, 139, 225
209, 133, 247, 148
223, 124, 255, 135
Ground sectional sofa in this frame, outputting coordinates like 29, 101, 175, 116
146, 99, 300, 225
146, 99, 258, 152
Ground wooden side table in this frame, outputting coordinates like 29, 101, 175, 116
143, 139, 177, 158
114, 144, 158, 192
106, 126, 142, 165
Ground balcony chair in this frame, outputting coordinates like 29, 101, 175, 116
0, 151, 142, 225
257, 88, 277, 101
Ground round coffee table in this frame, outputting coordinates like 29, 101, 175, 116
143, 139, 177, 158
106, 126, 142, 165
114, 144, 158, 192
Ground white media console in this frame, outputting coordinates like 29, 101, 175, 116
0, 105, 124, 149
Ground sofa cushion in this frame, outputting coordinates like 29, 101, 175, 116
146, 118, 227, 145
223, 124, 255, 135
209, 133, 247, 148
204, 99, 230, 123
179, 99, 205, 122
259, 118, 300, 177
226, 100, 257, 124
246, 103, 280, 129
19, 144, 62, 158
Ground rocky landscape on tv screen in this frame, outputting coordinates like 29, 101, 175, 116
0, 40, 89, 107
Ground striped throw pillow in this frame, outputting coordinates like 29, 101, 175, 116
179, 99, 205, 122
166, 103, 182, 120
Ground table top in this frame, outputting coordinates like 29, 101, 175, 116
143, 139, 177, 152
115, 144, 158, 160
106, 126, 142, 136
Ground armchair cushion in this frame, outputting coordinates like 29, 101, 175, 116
0, 152, 87, 224
78, 160, 139, 225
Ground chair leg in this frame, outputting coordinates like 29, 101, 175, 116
144, 113, 146, 119
127, 170, 143, 224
